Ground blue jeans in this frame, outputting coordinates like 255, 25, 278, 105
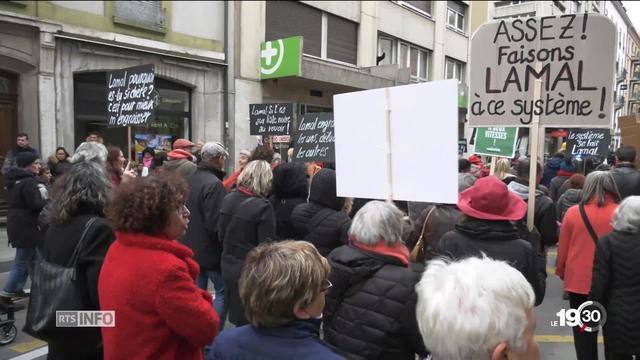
3, 247, 42, 294
196, 270, 225, 328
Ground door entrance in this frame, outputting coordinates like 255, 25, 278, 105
0, 70, 18, 201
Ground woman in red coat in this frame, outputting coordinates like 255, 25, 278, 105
556, 171, 620, 360
99, 175, 219, 360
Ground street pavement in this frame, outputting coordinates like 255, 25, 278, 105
0, 228, 604, 359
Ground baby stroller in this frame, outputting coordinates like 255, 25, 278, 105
0, 297, 23, 345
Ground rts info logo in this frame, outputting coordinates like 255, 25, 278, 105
550, 301, 607, 333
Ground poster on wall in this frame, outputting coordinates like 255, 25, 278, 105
107, 64, 157, 127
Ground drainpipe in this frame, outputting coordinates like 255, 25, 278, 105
223, 0, 236, 175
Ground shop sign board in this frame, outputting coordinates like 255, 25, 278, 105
260, 36, 302, 80
249, 103, 293, 135
474, 127, 518, 158
292, 113, 334, 163
107, 64, 157, 127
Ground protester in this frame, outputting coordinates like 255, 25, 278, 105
1, 152, 44, 300
40, 159, 115, 359
290, 168, 351, 257
106, 146, 136, 186
323, 201, 428, 360
47, 147, 71, 182
141, 147, 155, 171
549, 158, 576, 201
100, 175, 219, 360
269, 162, 309, 240
468, 154, 485, 178
508, 158, 558, 252
542, 152, 565, 187
70, 142, 108, 164
37, 162, 51, 199
163, 149, 197, 178
209, 241, 343, 360
251, 145, 275, 165
1, 133, 39, 176
458, 158, 476, 191
495, 157, 516, 184
223, 149, 251, 192
219, 160, 276, 326
438, 176, 546, 305
556, 171, 620, 360
557, 174, 586, 222
86, 131, 103, 143
153, 152, 168, 172
416, 257, 539, 360
590, 196, 640, 359
172, 138, 196, 151
611, 145, 640, 199
180, 142, 228, 321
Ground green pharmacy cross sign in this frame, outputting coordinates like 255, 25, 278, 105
474, 127, 518, 158
260, 36, 302, 80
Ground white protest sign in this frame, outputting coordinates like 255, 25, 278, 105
469, 14, 616, 127
334, 80, 458, 204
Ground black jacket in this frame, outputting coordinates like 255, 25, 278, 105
549, 175, 570, 201
180, 164, 226, 271
508, 179, 558, 249
405, 203, 461, 263
43, 211, 115, 359
5, 167, 46, 248
324, 245, 428, 360
590, 230, 640, 354
290, 169, 351, 256
48, 159, 71, 181
556, 189, 582, 222
219, 190, 276, 325
269, 162, 309, 240
439, 218, 546, 305
611, 163, 640, 199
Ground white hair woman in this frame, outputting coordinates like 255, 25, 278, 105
323, 201, 428, 360
218, 160, 276, 326
590, 196, 640, 359
416, 257, 539, 360
556, 171, 620, 360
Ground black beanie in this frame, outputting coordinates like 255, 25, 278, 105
16, 151, 38, 168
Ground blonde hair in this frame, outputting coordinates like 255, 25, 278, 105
239, 241, 330, 327
494, 158, 513, 180
237, 160, 273, 197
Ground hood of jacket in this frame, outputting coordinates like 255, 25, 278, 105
508, 179, 544, 201
329, 245, 402, 286
454, 217, 521, 241
309, 168, 344, 211
561, 188, 582, 204
272, 162, 309, 199
4, 167, 35, 190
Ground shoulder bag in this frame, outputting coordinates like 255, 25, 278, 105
410, 206, 436, 262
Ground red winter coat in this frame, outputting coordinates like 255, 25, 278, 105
99, 232, 219, 360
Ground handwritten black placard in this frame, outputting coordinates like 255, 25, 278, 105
293, 113, 334, 163
249, 103, 293, 135
107, 64, 156, 127
567, 128, 611, 156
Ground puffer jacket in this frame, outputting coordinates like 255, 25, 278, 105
324, 245, 428, 360
556, 189, 582, 222
549, 172, 571, 201
405, 204, 461, 264
508, 179, 558, 249
439, 218, 546, 305
611, 163, 640, 199
269, 162, 309, 240
542, 156, 563, 187
5, 167, 46, 248
590, 230, 640, 355
290, 169, 350, 256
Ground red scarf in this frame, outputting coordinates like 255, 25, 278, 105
351, 240, 410, 266
557, 169, 574, 177
237, 184, 255, 196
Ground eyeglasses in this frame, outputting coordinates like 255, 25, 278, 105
320, 279, 333, 293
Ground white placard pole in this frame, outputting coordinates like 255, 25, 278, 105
527, 64, 543, 231
489, 157, 497, 176
385, 87, 393, 202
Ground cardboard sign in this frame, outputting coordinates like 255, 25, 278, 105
567, 129, 611, 157
107, 64, 157, 127
249, 103, 293, 135
334, 80, 458, 204
292, 113, 335, 163
474, 127, 518, 158
469, 14, 616, 127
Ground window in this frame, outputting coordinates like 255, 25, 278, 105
395, 1, 432, 16
445, 57, 465, 82
377, 34, 430, 82
266, 1, 357, 65
447, 1, 466, 33
495, 1, 526, 7
113, 1, 165, 32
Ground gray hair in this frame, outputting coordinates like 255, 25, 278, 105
71, 142, 108, 164
49, 159, 112, 224
416, 256, 535, 360
237, 160, 273, 197
581, 171, 621, 207
612, 196, 640, 233
349, 201, 403, 245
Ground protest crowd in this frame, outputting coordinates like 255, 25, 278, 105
1, 129, 640, 360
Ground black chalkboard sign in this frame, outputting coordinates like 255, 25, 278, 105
567, 129, 611, 157
293, 113, 334, 163
249, 103, 293, 135
107, 64, 156, 127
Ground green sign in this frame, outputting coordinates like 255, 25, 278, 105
260, 36, 302, 80
474, 127, 518, 158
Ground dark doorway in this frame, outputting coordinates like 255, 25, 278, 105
0, 70, 18, 201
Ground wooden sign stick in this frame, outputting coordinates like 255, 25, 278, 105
527, 63, 543, 231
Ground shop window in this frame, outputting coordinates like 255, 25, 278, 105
377, 34, 430, 82
113, 1, 166, 32
73, 72, 191, 158
447, 1, 466, 33
266, 1, 358, 65
445, 57, 465, 83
